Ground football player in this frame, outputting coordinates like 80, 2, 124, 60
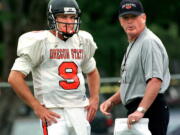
8, 0, 100, 135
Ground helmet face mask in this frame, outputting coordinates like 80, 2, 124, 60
47, 0, 81, 39
55, 13, 80, 39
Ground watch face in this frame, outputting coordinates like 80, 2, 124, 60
137, 107, 146, 113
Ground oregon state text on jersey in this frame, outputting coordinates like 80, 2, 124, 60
12, 30, 97, 108
50, 49, 84, 59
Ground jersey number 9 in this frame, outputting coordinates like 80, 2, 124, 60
58, 62, 80, 90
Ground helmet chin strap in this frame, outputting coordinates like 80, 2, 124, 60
62, 31, 74, 39
55, 23, 75, 41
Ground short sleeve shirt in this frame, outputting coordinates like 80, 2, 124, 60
120, 27, 170, 105
11, 30, 97, 108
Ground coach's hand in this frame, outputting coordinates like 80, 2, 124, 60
33, 104, 60, 126
86, 96, 99, 122
100, 100, 113, 116
127, 110, 144, 129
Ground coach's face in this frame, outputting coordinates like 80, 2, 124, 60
119, 13, 146, 41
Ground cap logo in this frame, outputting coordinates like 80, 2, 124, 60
64, 7, 76, 14
122, 3, 136, 9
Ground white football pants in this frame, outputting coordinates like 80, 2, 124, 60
41, 107, 90, 135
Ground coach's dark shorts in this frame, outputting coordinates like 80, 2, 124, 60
125, 94, 169, 135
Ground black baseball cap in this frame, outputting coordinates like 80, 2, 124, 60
119, 0, 144, 17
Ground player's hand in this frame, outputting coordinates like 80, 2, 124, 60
100, 100, 113, 116
33, 104, 60, 126
86, 97, 99, 122
127, 111, 144, 129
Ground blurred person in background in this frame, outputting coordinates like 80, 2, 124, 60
8, 0, 100, 135
100, 0, 170, 135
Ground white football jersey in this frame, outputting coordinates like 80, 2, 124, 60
12, 30, 97, 108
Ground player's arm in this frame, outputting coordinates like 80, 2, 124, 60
86, 68, 100, 122
8, 70, 60, 125
100, 89, 121, 116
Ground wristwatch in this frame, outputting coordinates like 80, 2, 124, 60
137, 107, 146, 114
